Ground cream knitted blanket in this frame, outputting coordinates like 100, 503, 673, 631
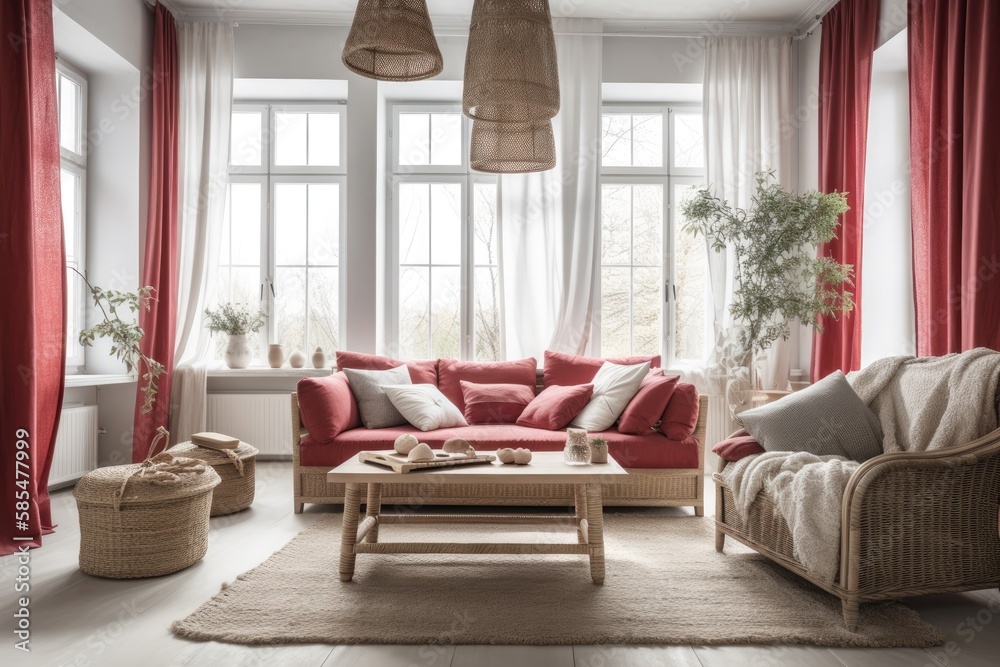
721, 452, 857, 583
847, 347, 1000, 452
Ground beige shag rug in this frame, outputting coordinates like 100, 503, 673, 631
172, 514, 944, 647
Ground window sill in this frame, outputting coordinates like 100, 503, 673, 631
64, 374, 137, 388
206, 367, 333, 379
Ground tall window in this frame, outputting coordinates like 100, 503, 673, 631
389, 105, 501, 361
57, 61, 88, 370
225, 104, 346, 358
599, 106, 708, 364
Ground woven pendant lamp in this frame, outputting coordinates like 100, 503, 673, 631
342, 0, 443, 82
470, 118, 556, 173
463, 0, 560, 123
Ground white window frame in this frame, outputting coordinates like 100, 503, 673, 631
228, 103, 268, 175
391, 104, 469, 175
668, 107, 707, 177
597, 104, 708, 366
269, 103, 348, 175
225, 103, 347, 358
387, 104, 498, 360
268, 173, 348, 351
598, 175, 671, 362
58, 59, 88, 371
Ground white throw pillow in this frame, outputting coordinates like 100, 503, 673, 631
383, 384, 469, 432
570, 361, 651, 431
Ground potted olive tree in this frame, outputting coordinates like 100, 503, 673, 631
681, 171, 854, 412
204, 303, 267, 369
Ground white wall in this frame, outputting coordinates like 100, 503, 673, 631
602, 36, 705, 84
861, 32, 914, 364
53, 0, 153, 466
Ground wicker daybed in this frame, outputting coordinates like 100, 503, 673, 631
291, 393, 708, 513
713, 427, 1000, 631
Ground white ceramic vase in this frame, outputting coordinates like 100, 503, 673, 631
267, 343, 285, 369
224, 334, 254, 369
289, 349, 306, 368
311, 347, 326, 369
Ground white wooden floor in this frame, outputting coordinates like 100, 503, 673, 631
1, 462, 997, 667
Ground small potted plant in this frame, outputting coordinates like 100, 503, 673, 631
589, 436, 608, 464
204, 303, 266, 369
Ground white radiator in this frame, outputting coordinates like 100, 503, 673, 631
51, 405, 99, 486
207, 393, 292, 457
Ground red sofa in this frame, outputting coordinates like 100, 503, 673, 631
291, 351, 707, 513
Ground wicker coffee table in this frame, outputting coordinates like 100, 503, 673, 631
327, 452, 628, 584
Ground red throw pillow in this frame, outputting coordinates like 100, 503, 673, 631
516, 384, 594, 430
542, 350, 661, 388
335, 350, 437, 385
296, 372, 362, 445
461, 381, 535, 425
618, 373, 680, 434
660, 383, 700, 440
713, 435, 766, 463
438, 357, 537, 413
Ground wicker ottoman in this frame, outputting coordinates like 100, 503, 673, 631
168, 441, 259, 516
73, 454, 220, 579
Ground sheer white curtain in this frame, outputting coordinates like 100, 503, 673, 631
498, 18, 603, 361
169, 21, 234, 443
703, 36, 794, 392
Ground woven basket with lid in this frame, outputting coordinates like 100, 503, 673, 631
74, 443, 221, 579
168, 441, 259, 516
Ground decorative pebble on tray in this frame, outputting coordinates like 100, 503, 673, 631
497, 447, 532, 465
406, 442, 435, 462
442, 437, 471, 454
394, 433, 419, 455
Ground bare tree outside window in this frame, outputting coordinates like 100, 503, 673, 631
393, 107, 501, 362
599, 108, 707, 364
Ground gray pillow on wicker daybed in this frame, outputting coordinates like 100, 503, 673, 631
739, 370, 883, 462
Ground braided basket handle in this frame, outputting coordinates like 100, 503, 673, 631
113, 426, 184, 512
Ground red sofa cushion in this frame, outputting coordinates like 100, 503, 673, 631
661, 383, 700, 440
300, 424, 699, 469
713, 435, 766, 462
296, 372, 362, 445
542, 350, 662, 388
335, 350, 437, 385
516, 384, 594, 430
437, 357, 537, 413
461, 381, 534, 425
618, 373, 680, 435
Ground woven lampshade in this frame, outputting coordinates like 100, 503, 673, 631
470, 118, 556, 173
342, 0, 443, 82
463, 0, 560, 123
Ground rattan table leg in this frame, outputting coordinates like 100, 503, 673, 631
574, 485, 588, 544
585, 483, 605, 584
339, 483, 362, 582
365, 483, 382, 543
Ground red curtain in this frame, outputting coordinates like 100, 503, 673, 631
909, 0, 1000, 355
0, 0, 66, 555
810, 0, 880, 381
133, 3, 179, 462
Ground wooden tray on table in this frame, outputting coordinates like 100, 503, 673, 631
358, 450, 497, 474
